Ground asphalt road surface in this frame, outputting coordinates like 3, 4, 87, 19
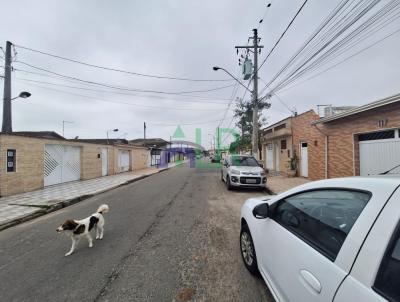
0, 164, 274, 302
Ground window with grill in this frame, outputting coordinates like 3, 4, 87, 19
7, 149, 16, 172
358, 130, 395, 141
281, 139, 287, 150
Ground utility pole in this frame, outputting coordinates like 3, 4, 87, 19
235, 29, 263, 159
2, 41, 12, 133
144, 122, 146, 140
62, 120, 74, 137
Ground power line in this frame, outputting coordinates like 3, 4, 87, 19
15, 77, 231, 105
270, 0, 399, 93
257, 2, 273, 29
258, 0, 310, 71
148, 118, 225, 126
260, 0, 355, 93
13, 67, 234, 101
220, 81, 252, 145
259, 0, 397, 95
14, 60, 236, 95
279, 26, 400, 93
13, 43, 234, 82
24, 83, 222, 111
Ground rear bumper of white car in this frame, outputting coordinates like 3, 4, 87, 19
229, 175, 267, 187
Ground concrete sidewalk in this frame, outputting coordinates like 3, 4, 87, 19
267, 175, 311, 194
0, 161, 184, 231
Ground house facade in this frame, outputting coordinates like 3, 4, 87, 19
0, 132, 149, 197
262, 93, 400, 180
261, 110, 325, 180
314, 93, 400, 178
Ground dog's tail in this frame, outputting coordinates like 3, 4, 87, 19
97, 204, 109, 214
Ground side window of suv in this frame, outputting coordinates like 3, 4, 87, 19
374, 223, 400, 301
273, 189, 371, 261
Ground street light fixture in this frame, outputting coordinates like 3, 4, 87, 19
106, 128, 119, 144
212, 66, 252, 93
11, 91, 31, 101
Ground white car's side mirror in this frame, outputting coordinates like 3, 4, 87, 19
253, 203, 269, 219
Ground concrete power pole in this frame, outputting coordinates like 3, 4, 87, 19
235, 29, 263, 159
2, 41, 12, 133
251, 29, 260, 159
144, 122, 146, 140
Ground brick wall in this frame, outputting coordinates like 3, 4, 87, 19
0, 135, 45, 196
319, 102, 400, 178
132, 147, 149, 170
0, 135, 150, 197
292, 110, 326, 180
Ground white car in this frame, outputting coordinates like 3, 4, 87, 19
240, 176, 400, 302
221, 155, 266, 190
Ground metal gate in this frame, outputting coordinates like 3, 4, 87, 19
44, 145, 81, 186
360, 138, 400, 175
118, 150, 130, 172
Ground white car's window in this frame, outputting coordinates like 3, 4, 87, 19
231, 156, 259, 167
273, 189, 371, 261
374, 224, 400, 301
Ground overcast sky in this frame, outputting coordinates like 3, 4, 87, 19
1, 0, 399, 149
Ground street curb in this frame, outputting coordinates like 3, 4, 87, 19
0, 167, 173, 232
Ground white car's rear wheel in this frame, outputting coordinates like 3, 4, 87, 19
240, 224, 259, 275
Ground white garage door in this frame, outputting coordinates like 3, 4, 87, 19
118, 150, 130, 172
44, 145, 81, 186
359, 129, 400, 176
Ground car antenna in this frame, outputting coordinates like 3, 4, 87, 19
380, 163, 400, 175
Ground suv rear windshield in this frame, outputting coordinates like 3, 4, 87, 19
231, 156, 259, 167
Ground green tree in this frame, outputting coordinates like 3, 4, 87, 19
233, 97, 270, 155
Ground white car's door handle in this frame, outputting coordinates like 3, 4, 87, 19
299, 269, 322, 294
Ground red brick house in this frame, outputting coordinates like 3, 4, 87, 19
262, 93, 400, 180
261, 110, 325, 180
314, 93, 400, 178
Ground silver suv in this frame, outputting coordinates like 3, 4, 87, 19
221, 155, 266, 190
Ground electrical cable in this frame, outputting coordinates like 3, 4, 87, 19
14, 60, 236, 95
13, 43, 234, 82
23, 83, 223, 112
15, 77, 231, 105
257, 0, 310, 71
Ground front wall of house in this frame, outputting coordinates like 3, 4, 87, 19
0, 135, 150, 197
81, 145, 112, 180
292, 110, 326, 180
263, 137, 293, 173
320, 102, 400, 178
0, 135, 45, 196
132, 148, 149, 170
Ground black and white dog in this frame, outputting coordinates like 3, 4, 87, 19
56, 204, 109, 256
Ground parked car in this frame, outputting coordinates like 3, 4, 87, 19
221, 155, 266, 190
240, 176, 400, 302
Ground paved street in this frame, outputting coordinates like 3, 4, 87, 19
0, 163, 274, 302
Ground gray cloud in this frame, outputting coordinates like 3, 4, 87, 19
1, 0, 399, 149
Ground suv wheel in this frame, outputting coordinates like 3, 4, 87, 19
240, 224, 258, 275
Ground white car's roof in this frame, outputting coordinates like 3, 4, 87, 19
283, 176, 400, 196
246, 176, 400, 206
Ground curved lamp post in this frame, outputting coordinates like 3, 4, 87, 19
11, 91, 31, 101
106, 128, 119, 144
